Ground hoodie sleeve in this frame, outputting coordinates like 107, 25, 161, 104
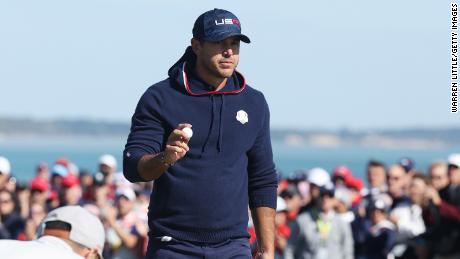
247, 95, 277, 209
123, 89, 165, 182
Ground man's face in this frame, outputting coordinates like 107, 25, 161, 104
367, 165, 386, 189
409, 178, 427, 205
0, 191, 14, 215
430, 165, 449, 190
64, 185, 82, 206
192, 36, 240, 79
116, 196, 133, 217
99, 164, 114, 176
448, 164, 460, 185
320, 194, 335, 213
387, 165, 407, 196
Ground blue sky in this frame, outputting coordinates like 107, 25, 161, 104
0, 0, 456, 130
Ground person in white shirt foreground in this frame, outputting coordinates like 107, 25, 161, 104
0, 205, 105, 259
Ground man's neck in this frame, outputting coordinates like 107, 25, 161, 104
194, 64, 227, 91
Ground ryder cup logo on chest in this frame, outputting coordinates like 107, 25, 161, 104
236, 110, 248, 124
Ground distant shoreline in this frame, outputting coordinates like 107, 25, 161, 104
1, 117, 459, 149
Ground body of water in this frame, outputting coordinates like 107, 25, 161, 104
0, 137, 457, 183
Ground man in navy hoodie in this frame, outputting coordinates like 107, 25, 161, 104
123, 8, 277, 258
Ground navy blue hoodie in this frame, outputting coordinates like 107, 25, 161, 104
123, 47, 277, 243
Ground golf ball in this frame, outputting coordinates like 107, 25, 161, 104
182, 127, 193, 139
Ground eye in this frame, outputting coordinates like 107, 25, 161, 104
231, 41, 240, 46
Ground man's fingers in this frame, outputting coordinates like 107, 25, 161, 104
171, 141, 189, 151
177, 123, 192, 130
166, 145, 187, 155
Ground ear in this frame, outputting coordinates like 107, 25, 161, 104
191, 38, 201, 56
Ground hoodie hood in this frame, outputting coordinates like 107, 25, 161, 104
167, 46, 246, 96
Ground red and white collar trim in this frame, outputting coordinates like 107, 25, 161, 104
182, 62, 246, 96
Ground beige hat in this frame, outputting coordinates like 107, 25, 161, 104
0, 156, 11, 175
116, 187, 136, 201
448, 153, 460, 168
99, 154, 117, 169
41, 205, 105, 258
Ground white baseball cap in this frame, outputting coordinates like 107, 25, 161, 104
307, 167, 331, 187
0, 156, 11, 175
447, 153, 460, 168
41, 205, 105, 258
276, 196, 288, 212
115, 187, 136, 201
99, 154, 117, 169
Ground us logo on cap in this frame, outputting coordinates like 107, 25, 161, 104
215, 18, 240, 25
236, 110, 248, 124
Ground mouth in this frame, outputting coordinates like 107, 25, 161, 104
219, 60, 233, 65
219, 61, 234, 70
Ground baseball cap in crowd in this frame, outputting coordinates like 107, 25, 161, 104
398, 157, 415, 173
276, 196, 288, 212
345, 177, 364, 191
0, 156, 11, 175
99, 154, 117, 169
287, 170, 308, 183
193, 8, 250, 43
307, 167, 331, 187
447, 153, 460, 168
369, 198, 390, 213
30, 177, 49, 192
280, 185, 300, 199
51, 164, 68, 177
61, 174, 80, 188
55, 157, 70, 168
319, 182, 335, 197
40, 205, 105, 258
116, 188, 136, 201
333, 165, 352, 181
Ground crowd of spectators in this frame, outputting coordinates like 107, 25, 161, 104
248, 154, 460, 259
0, 153, 459, 259
0, 155, 149, 259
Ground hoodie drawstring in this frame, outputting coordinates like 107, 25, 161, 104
201, 95, 215, 155
218, 95, 224, 153
200, 94, 224, 156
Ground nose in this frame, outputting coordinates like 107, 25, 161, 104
223, 48, 233, 57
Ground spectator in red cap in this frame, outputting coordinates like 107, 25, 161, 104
30, 177, 49, 209
332, 165, 352, 188
60, 174, 82, 206
346, 177, 364, 207
54, 157, 70, 168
